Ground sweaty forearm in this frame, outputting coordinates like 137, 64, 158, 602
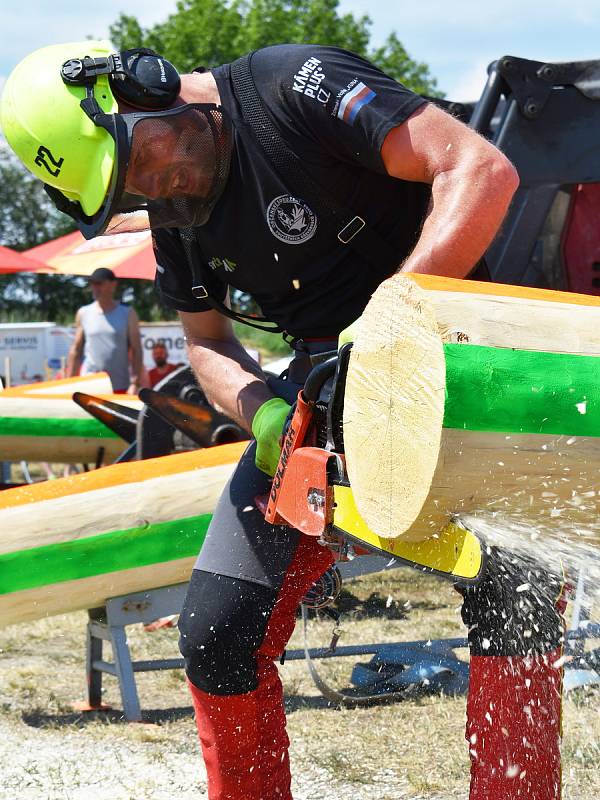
401, 155, 518, 279
186, 337, 274, 432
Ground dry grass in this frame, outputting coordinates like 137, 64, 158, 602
0, 568, 598, 799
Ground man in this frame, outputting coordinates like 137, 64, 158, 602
67, 267, 143, 394
2, 41, 566, 800
148, 342, 180, 387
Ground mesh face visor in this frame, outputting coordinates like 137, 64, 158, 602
46, 102, 232, 239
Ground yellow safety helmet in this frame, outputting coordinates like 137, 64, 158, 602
0, 41, 186, 238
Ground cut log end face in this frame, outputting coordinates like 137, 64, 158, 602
343, 275, 446, 539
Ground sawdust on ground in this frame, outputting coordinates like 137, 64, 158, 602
0, 569, 598, 800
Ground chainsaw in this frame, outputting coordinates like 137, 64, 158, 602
260, 344, 483, 585
76, 349, 482, 584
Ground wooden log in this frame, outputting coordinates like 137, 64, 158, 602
344, 275, 600, 546
0, 373, 142, 462
343, 277, 446, 538
411, 273, 600, 354
0, 441, 246, 627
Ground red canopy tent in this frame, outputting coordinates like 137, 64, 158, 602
0, 244, 53, 274
25, 230, 156, 280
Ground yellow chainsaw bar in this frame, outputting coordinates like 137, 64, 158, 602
332, 485, 483, 583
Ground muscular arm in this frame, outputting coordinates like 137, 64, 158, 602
126, 308, 144, 393
180, 304, 274, 432
381, 103, 519, 279
66, 310, 84, 377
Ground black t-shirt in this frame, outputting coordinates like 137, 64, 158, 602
154, 44, 430, 338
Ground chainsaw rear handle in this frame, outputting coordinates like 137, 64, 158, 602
301, 355, 339, 403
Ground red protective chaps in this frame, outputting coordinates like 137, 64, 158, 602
467, 649, 564, 799
460, 548, 568, 800
187, 663, 291, 800
187, 535, 334, 800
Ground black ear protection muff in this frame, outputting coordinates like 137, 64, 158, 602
60, 48, 181, 110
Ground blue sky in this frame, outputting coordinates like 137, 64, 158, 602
2, 1, 600, 100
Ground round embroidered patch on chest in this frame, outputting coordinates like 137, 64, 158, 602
266, 195, 318, 244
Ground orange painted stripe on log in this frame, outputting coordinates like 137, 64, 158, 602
0, 392, 141, 403
0, 373, 113, 397
0, 440, 247, 510
411, 274, 600, 307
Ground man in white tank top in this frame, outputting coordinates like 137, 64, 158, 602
66, 268, 143, 393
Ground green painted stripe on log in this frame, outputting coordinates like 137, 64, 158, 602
0, 417, 119, 439
0, 514, 211, 595
443, 344, 600, 436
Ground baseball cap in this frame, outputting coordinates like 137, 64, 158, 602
89, 267, 116, 282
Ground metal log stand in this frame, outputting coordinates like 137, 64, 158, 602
84, 583, 188, 722
83, 561, 598, 721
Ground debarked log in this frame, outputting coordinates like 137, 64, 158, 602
0, 374, 142, 463
344, 274, 600, 545
0, 442, 246, 627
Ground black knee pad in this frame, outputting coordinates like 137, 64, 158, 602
178, 569, 278, 695
456, 547, 565, 657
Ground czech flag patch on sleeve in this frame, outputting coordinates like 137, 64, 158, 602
337, 82, 376, 124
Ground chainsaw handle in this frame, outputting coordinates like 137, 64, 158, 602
302, 356, 339, 403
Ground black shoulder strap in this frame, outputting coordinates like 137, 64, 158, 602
230, 53, 399, 269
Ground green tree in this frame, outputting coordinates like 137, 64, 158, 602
0, 145, 74, 251
371, 32, 443, 96
110, 2, 244, 71
0, 146, 173, 323
0, 146, 88, 323
110, 0, 441, 94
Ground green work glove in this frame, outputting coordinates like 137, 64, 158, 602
338, 317, 362, 348
252, 397, 292, 477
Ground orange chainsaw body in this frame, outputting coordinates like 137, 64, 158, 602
265, 391, 337, 536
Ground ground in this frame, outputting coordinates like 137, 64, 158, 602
0, 569, 598, 800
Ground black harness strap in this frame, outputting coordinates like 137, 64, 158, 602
180, 229, 284, 333
229, 53, 400, 269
